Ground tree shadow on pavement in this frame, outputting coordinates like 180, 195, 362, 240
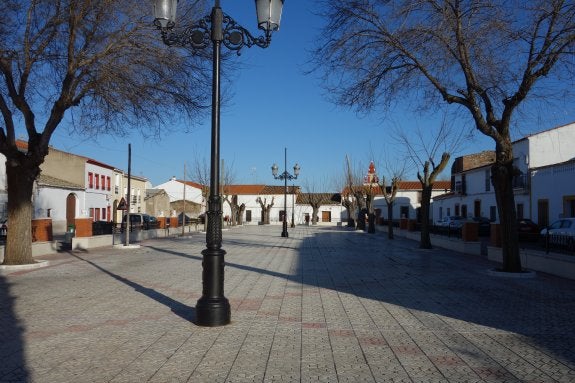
301, 228, 575, 369
0, 274, 29, 382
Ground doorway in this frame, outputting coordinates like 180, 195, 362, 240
66, 194, 76, 227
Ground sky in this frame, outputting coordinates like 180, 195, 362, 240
47, 1, 575, 191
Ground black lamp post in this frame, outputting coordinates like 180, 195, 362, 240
271, 148, 300, 237
154, 0, 284, 327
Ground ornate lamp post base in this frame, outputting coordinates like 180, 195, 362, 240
196, 297, 230, 326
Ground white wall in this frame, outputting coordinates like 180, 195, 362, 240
527, 122, 575, 168
85, 163, 113, 220
35, 188, 85, 234
154, 179, 204, 205
372, 189, 449, 222
531, 161, 575, 224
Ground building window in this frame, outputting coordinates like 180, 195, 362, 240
439, 207, 443, 220
246, 210, 252, 222
455, 204, 460, 216
279, 210, 286, 222
89, 208, 94, 219
95, 173, 100, 189
490, 206, 497, 222
485, 169, 491, 192
47, 208, 51, 218
107, 177, 111, 191
564, 196, 575, 218
400, 206, 409, 219
88, 173, 93, 188
516, 203, 524, 219
102, 208, 106, 221
461, 204, 467, 218
101, 175, 106, 190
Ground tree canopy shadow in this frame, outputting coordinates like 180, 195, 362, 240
0, 273, 29, 381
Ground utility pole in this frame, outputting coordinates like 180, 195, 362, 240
125, 144, 131, 246
182, 162, 186, 236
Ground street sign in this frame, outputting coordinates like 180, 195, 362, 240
117, 197, 128, 210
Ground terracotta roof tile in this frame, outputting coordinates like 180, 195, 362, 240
37, 174, 84, 190
222, 184, 266, 194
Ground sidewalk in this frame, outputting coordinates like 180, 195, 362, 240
1, 225, 574, 382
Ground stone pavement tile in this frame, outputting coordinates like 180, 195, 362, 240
225, 321, 275, 383
264, 326, 301, 382
4, 225, 575, 382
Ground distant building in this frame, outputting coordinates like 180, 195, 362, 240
432, 122, 575, 226
296, 193, 344, 224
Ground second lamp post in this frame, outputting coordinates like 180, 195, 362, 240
272, 148, 299, 237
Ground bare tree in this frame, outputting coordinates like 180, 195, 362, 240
379, 175, 401, 240
395, 118, 468, 248
303, 179, 328, 225
221, 161, 239, 226
190, 155, 211, 231
343, 155, 367, 230
0, 0, 210, 265
256, 196, 274, 225
312, 1, 575, 272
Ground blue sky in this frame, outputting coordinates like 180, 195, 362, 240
48, 1, 575, 191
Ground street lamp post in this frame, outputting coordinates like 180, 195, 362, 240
271, 148, 299, 238
153, 0, 284, 327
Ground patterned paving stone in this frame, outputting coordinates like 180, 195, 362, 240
1, 225, 575, 382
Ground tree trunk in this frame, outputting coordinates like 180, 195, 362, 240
264, 208, 271, 224
492, 160, 522, 272
238, 204, 245, 225
387, 203, 394, 239
419, 185, 433, 249
3, 162, 37, 265
312, 206, 319, 225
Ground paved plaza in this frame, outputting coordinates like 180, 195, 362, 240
1, 225, 575, 383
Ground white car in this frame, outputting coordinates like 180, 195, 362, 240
435, 216, 465, 229
540, 218, 575, 247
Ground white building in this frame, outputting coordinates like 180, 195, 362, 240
222, 185, 294, 225
432, 122, 575, 226
372, 181, 452, 223
34, 175, 85, 233
531, 158, 575, 225
295, 193, 345, 225
85, 159, 114, 222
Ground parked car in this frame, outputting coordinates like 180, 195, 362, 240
517, 218, 540, 241
435, 216, 465, 230
540, 218, 575, 247
122, 213, 158, 230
